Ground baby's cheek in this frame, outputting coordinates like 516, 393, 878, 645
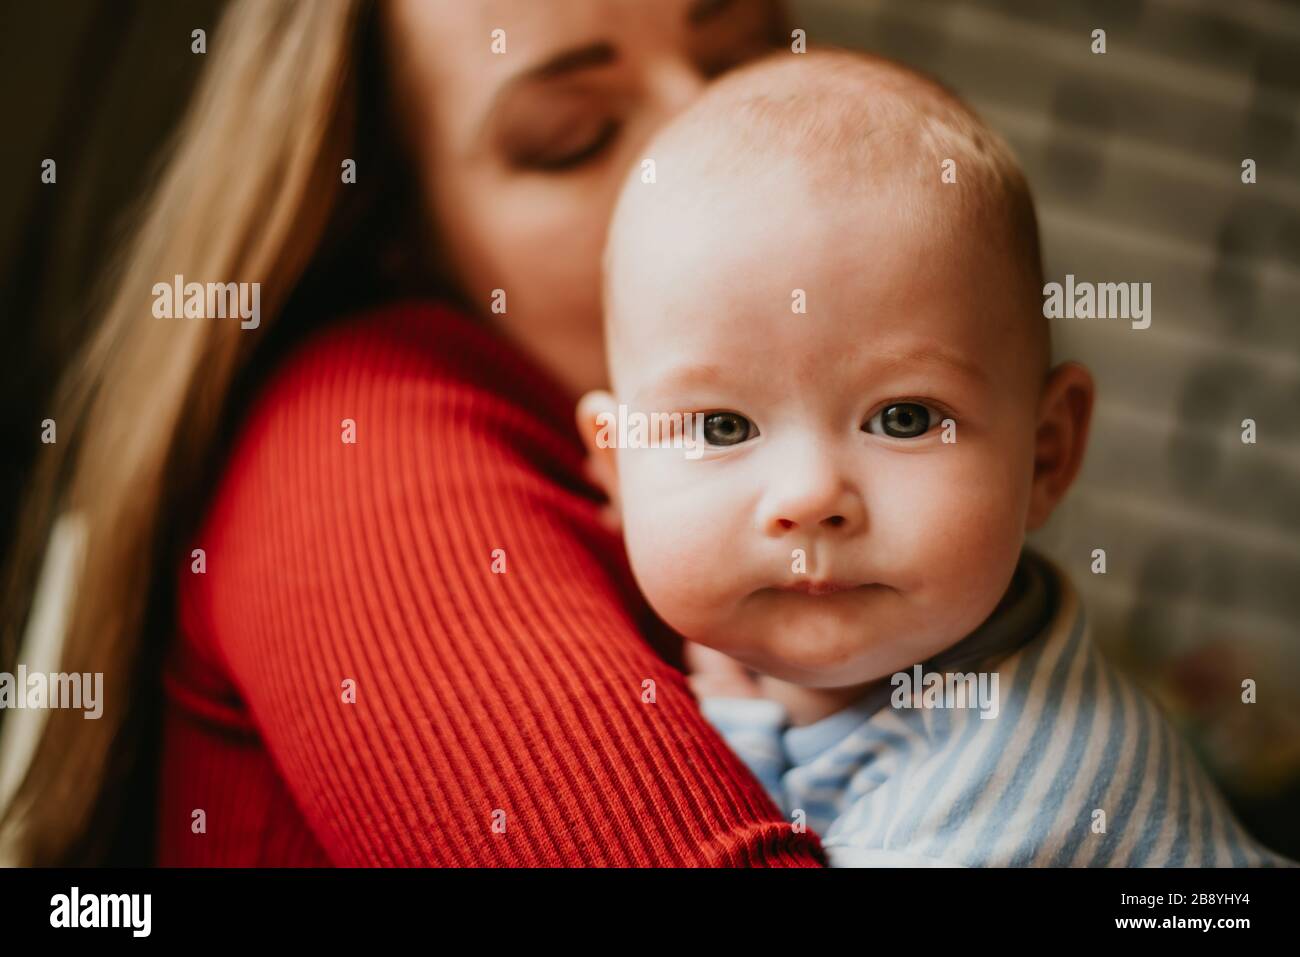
874, 448, 1027, 627
618, 468, 742, 634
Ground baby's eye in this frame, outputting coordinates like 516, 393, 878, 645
701, 411, 758, 446
863, 402, 937, 439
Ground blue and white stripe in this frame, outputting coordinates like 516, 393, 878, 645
700, 561, 1295, 868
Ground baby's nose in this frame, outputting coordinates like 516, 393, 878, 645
776, 513, 848, 531
759, 471, 865, 537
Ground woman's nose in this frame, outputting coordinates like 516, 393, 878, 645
644, 57, 709, 122
759, 460, 866, 537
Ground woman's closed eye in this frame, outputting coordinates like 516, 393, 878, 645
528, 118, 621, 171
863, 401, 946, 439
496, 2, 784, 174
499, 93, 623, 172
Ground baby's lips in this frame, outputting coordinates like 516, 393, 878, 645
770, 578, 871, 596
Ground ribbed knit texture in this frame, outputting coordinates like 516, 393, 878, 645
156, 300, 826, 867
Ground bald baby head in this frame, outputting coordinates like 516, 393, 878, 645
603, 49, 1049, 387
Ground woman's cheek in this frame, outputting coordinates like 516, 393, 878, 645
484, 194, 603, 309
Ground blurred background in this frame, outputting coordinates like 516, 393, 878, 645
2, 0, 1297, 856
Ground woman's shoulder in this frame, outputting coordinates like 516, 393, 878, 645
220, 298, 587, 487
255, 298, 575, 431
178, 296, 622, 657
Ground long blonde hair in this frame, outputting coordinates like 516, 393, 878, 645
0, 0, 435, 864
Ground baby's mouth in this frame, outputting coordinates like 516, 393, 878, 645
770, 580, 875, 597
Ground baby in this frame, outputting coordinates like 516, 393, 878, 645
578, 50, 1291, 867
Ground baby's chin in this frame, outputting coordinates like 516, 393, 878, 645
683, 584, 926, 686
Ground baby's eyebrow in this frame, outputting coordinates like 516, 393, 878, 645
640, 362, 727, 398
634, 349, 987, 405
865, 346, 990, 386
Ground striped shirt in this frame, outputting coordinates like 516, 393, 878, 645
701, 549, 1294, 867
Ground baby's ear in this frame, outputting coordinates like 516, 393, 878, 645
1026, 361, 1095, 531
575, 390, 622, 530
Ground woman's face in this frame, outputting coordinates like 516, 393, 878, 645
386, 0, 786, 397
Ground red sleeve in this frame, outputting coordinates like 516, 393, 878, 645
183, 300, 825, 866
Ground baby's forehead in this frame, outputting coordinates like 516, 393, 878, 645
605, 184, 1044, 404
604, 51, 1046, 381
607, 151, 989, 328
607, 60, 1023, 287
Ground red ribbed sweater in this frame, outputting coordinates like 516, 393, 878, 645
157, 300, 825, 867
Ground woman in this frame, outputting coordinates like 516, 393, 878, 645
0, 0, 826, 865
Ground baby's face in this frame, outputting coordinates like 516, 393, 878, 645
603, 166, 1047, 689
